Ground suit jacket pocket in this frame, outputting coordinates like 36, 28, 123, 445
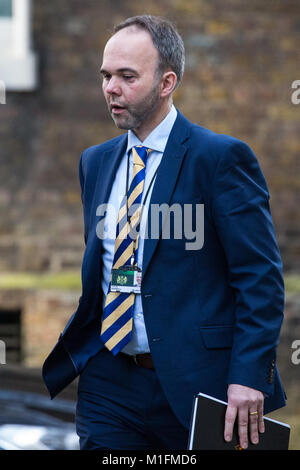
199, 325, 234, 349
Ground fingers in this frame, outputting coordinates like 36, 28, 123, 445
225, 384, 265, 449
258, 398, 265, 434
224, 403, 256, 449
238, 405, 250, 449
248, 407, 259, 446
248, 395, 264, 446
224, 404, 237, 443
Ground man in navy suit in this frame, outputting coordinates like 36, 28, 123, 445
42, 15, 286, 450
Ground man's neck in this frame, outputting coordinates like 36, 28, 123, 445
133, 101, 172, 142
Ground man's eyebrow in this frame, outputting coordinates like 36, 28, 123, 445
100, 67, 138, 75
117, 68, 138, 74
100, 68, 110, 75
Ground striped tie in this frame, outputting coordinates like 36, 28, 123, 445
100, 146, 151, 355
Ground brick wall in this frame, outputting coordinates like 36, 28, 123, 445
0, 0, 299, 273
0, 3, 299, 444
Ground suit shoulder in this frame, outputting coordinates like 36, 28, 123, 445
80, 134, 127, 171
188, 122, 256, 168
189, 122, 243, 152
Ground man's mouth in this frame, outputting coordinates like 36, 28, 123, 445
111, 104, 126, 114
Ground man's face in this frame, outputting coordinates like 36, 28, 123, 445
100, 27, 162, 135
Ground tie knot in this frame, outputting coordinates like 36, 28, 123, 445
132, 146, 151, 167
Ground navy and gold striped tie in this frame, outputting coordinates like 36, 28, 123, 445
100, 146, 151, 355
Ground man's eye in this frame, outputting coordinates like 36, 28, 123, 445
124, 75, 134, 81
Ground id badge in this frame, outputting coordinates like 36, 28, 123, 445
110, 265, 142, 293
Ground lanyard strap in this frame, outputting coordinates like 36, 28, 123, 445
125, 149, 160, 263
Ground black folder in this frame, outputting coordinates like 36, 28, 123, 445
188, 393, 290, 450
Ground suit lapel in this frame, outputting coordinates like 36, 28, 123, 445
91, 135, 128, 218
142, 112, 191, 278
87, 133, 128, 262
81, 134, 127, 306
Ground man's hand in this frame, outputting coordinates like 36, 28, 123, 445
224, 384, 265, 449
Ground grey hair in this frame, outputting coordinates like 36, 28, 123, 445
113, 15, 185, 89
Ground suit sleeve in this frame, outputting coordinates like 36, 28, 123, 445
211, 140, 284, 395
78, 151, 88, 246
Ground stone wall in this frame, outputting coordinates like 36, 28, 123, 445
0, 287, 80, 366
277, 293, 300, 390
0, 1, 299, 447
0, 286, 298, 396
0, 0, 299, 273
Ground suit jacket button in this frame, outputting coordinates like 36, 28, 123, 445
268, 361, 275, 384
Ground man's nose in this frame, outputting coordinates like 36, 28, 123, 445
105, 77, 121, 96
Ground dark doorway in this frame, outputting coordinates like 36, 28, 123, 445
0, 309, 22, 363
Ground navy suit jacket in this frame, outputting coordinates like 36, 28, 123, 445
42, 111, 286, 428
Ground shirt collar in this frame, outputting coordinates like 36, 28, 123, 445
126, 105, 177, 154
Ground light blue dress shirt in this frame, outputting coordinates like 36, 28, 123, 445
101, 105, 178, 354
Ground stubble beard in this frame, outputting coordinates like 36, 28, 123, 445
110, 82, 161, 132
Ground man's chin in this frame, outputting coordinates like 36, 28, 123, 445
111, 114, 135, 131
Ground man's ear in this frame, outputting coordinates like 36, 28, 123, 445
160, 70, 178, 99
